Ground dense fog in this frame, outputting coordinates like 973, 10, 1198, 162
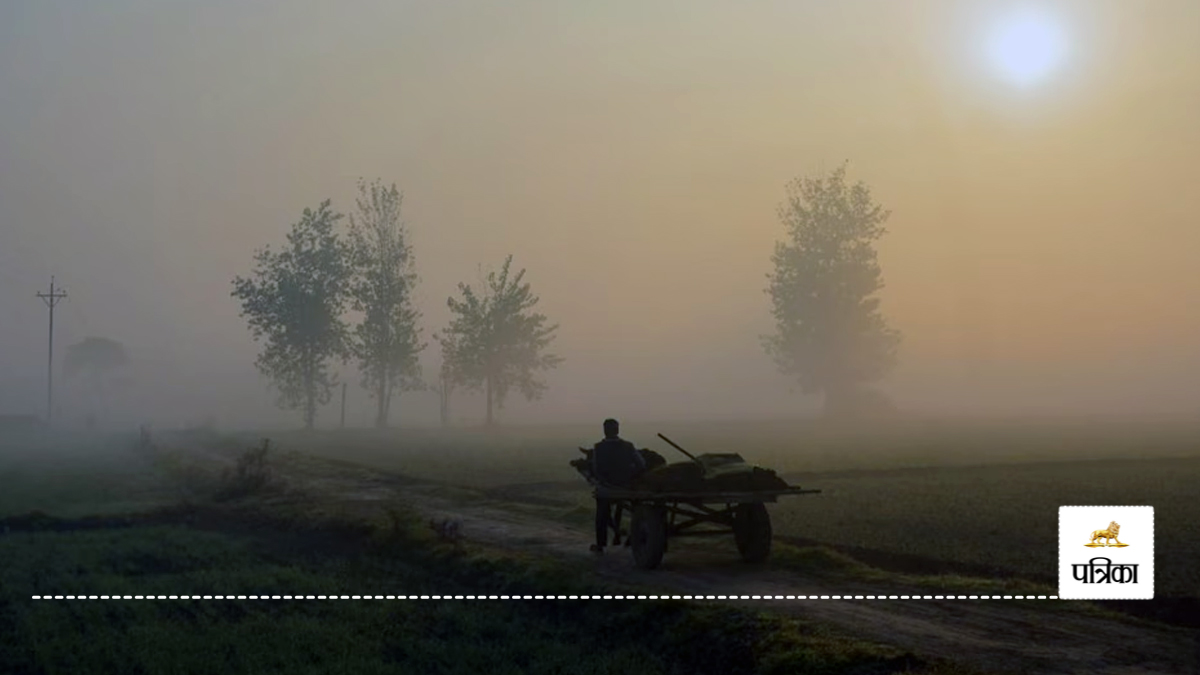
2, 0, 1198, 430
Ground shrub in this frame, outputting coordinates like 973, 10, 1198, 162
214, 439, 276, 501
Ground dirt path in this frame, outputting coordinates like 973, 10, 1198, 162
414, 491, 1198, 675
215, 448, 1200, 675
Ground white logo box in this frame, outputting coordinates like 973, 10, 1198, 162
1059, 506, 1154, 600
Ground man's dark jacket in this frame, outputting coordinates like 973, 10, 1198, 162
591, 436, 646, 487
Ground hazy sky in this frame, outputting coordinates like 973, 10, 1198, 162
2, 0, 1198, 428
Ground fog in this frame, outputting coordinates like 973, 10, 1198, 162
2, 0, 1199, 430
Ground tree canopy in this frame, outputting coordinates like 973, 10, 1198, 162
762, 163, 901, 417
346, 178, 425, 428
231, 200, 351, 429
437, 255, 562, 426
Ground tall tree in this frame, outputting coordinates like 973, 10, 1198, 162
437, 255, 562, 426
762, 163, 901, 417
231, 200, 351, 430
346, 178, 426, 428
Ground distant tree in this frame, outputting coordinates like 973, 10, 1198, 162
437, 255, 562, 426
425, 359, 455, 428
346, 178, 426, 428
762, 163, 901, 417
63, 336, 130, 427
231, 200, 351, 430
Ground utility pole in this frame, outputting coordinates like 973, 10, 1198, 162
340, 382, 347, 429
36, 276, 68, 427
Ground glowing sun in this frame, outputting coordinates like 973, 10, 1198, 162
984, 8, 1069, 87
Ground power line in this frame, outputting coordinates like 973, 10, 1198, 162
36, 276, 68, 426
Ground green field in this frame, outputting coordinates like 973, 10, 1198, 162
6, 419, 1197, 602
260, 418, 1200, 599
0, 430, 970, 675
1, 516, 935, 675
0, 433, 183, 518
261, 416, 1200, 485
2, 417, 1197, 673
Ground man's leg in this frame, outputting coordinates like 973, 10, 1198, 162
593, 498, 611, 552
611, 504, 624, 545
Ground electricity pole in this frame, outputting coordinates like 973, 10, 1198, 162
36, 276, 68, 427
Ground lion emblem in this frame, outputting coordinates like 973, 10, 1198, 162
1089, 521, 1122, 547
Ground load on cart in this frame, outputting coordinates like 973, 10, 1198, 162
570, 420, 819, 570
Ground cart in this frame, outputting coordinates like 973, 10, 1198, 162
575, 433, 820, 569
592, 483, 820, 570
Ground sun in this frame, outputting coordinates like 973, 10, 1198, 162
984, 8, 1069, 87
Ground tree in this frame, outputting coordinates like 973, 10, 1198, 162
425, 359, 455, 428
63, 336, 130, 427
762, 163, 901, 417
231, 200, 351, 430
437, 255, 562, 426
346, 178, 426, 428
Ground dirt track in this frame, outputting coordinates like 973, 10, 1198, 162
417, 493, 1198, 675
246, 450, 1200, 675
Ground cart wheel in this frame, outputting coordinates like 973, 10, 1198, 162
630, 504, 667, 570
733, 503, 772, 563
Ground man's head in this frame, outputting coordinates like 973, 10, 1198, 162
603, 418, 620, 438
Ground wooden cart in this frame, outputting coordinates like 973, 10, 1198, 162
592, 483, 820, 570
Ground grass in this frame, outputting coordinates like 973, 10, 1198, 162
251, 419, 1200, 600
769, 457, 1200, 598
2, 418, 1195, 672
0, 433, 988, 675
0, 432, 180, 518
262, 416, 1200, 487
0, 510, 961, 675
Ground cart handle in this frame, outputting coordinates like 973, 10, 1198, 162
657, 433, 701, 464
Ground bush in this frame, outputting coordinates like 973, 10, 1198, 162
214, 439, 276, 502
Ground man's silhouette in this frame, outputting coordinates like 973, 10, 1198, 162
590, 418, 645, 554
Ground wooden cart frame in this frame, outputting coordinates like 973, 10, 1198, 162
593, 484, 820, 570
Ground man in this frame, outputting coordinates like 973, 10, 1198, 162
590, 418, 645, 554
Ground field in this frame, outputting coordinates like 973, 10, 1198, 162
1, 515, 925, 675
3, 417, 1199, 674
266, 417, 1200, 602
0, 429, 979, 675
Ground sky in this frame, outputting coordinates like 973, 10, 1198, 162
1, 0, 1198, 429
